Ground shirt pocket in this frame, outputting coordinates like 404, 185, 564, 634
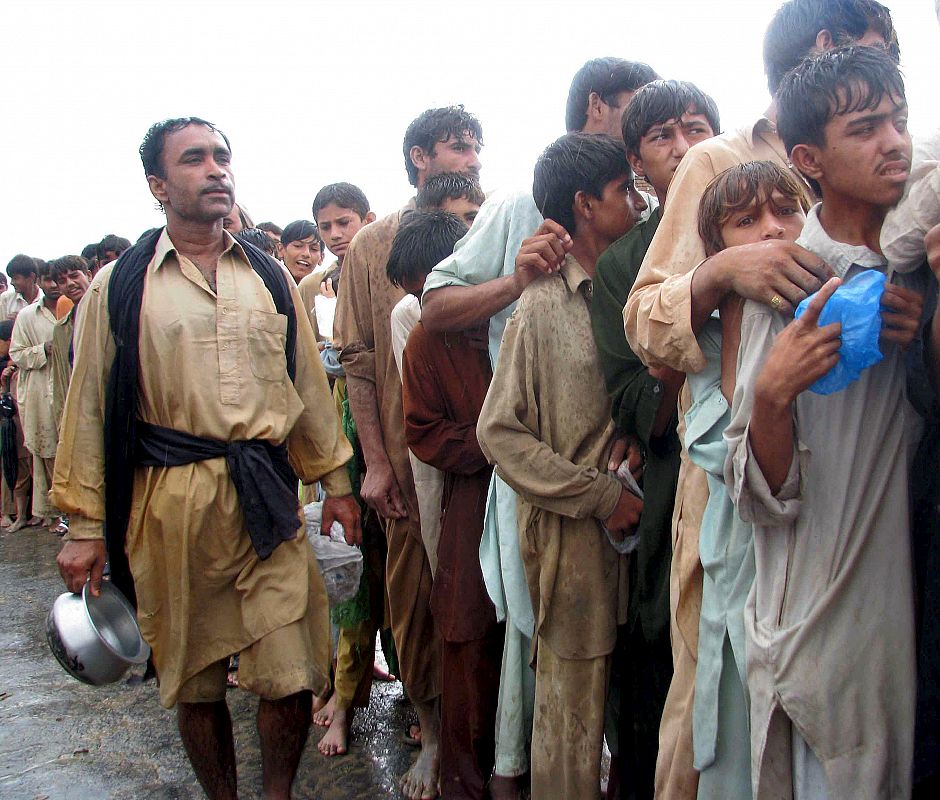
247, 309, 288, 382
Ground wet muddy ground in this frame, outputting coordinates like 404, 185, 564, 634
0, 525, 417, 799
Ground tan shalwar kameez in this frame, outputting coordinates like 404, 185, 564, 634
51, 229, 354, 708
724, 208, 919, 799
11, 300, 59, 517
332, 201, 441, 705
477, 257, 629, 800
50, 307, 75, 431
623, 117, 795, 800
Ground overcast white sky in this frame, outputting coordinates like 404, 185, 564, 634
1, 0, 938, 261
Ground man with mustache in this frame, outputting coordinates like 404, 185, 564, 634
52, 117, 360, 800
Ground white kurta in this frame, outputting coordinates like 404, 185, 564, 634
724, 207, 923, 799
10, 301, 57, 458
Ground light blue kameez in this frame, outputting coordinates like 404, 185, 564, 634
686, 315, 754, 799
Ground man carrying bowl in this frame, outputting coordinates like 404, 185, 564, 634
53, 117, 360, 800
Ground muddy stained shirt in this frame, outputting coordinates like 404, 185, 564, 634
724, 206, 922, 797
10, 300, 58, 458
50, 307, 75, 433
332, 201, 419, 527
477, 255, 628, 660
52, 228, 353, 706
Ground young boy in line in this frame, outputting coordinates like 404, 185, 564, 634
691, 161, 811, 799
725, 47, 926, 797
590, 78, 718, 800
389, 209, 501, 800
477, 133, 644, 799
390, 172, 485, 579
299, 183, 376, 340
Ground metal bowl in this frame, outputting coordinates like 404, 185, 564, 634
46, 581, 150, 685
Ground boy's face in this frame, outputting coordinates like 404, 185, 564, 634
439, 196, 481, 227
588, 174, 646, 247
39, 274, 61, 302
315, 203, 371, 263
10, 273, 35, 295
794, 90, 911, 209
719, 191, 806, 249
56, 268, 92, 304
412, 131, 483, 185
282, 235, 323, 283
400, 269, 432, 300
631, 108, 715, 200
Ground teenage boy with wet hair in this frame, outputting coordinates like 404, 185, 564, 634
725, 46, 924, 797
280, 220, 324, 285
624, 6, 898, 795
478, 133, 644, 800
333, 105, 483, 800
590, 77, 719, 800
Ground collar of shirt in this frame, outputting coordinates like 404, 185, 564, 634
797, 204, 886, 279
151, 227, 248, 272
559, 254, 593, 298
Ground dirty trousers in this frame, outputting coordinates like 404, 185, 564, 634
530, 636, 610, 800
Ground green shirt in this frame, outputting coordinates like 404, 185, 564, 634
590, 207, 676, 641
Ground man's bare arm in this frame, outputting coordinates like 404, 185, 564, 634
421, 220, 571, 334
344, 374, 407, 519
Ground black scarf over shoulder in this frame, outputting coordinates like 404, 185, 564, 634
103, 229, 299, 603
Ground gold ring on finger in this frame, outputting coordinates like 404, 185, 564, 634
770, 294, 783, 310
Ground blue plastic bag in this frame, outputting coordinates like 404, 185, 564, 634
793, 269, 885, 395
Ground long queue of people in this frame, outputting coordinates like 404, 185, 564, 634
10, 0, 938, 798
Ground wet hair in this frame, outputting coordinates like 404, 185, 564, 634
697, 161, 812, 256
776, 45, 905, 197
312, 183, 371, 220
256, 221, 283, 237
139, 117, 231, 178
48, 255, 92, 282
0, 320, 13, 341
565, 58, 660, 133
532, 134, 632, 234
6, 254, 38, 279
403, 106, 483, 187
81, 243, 98, 261
386, 211, 468, 289
416, 172, 485, 211
763, 0, 898, 94
621, 80, 720, 157
97, 234, 131, 262
237, 228, 280, 257
280, 219, 323, 250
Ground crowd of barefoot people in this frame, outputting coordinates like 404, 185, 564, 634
4, 0, 940, 797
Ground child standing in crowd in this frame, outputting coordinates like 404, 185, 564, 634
691, 161, 811, 798
390, 209, 501, 800
725, 47, 926, 797
478, 133, 643, 800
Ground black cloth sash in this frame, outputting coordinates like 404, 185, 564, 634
103, 229, 298, 603
135, 422, 301, 560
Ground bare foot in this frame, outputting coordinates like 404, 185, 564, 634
489, 773, 526, 800
373, 663, 397, 681
8, 517, 29, 532
313, 692, 336, 727
317, 706, 353, 756
1, 514, 13, 528
312, 689, 330, 717
400, 741, 440, 800
26, 516, 42, 527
